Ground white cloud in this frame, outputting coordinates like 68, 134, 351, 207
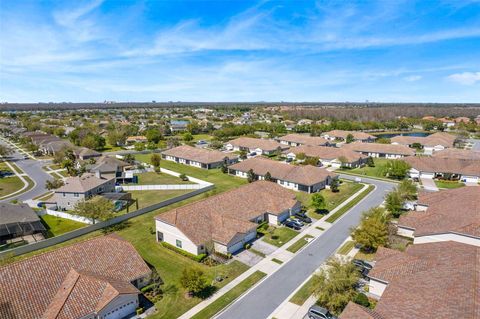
447, 72, 480, 85
404, 75, 422, 82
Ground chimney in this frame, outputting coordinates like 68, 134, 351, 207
95, 170, 102, 179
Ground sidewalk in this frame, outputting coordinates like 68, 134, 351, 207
178, 183, 370, 319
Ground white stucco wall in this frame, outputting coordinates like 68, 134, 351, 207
155, 219, 200, 255
396, 226, 415, 238
98, 294, 138, 319
369, 278, 388, 297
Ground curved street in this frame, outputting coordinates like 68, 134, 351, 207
216, 175, 396, 319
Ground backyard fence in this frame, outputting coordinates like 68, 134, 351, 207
118, 184, 205, 191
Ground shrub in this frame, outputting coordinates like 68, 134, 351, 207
213, 251, 232, 260
354, 293, 370, 307
244, 243, 251, 249
160, 242, 206, 262
136, 308, 144, 315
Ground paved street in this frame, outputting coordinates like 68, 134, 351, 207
0, 139, 52, 202
216, 175, 395, 319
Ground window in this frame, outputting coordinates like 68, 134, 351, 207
176, 239, 182, 248
74, 193, 79, 197
62, 192, 66, 197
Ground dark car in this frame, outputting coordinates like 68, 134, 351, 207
307, 305, 337, 319
284, 220, 301, 230
294, 211, 312, 223
352, 259, 373, 270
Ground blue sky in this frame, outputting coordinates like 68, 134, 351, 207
1, 0, 480, 103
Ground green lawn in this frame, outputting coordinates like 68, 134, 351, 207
133, 172, 195, 185
0, 175, 24, 198
434, 180, 465, 189
192, 134, 214, 142
191, 271, 266, 319
286, 235, 314, 253
297, 181, 363, 219
271, 258, 283, 264
339, 158, 391, 179
337, 241, 355, 255
290, 276, 318, 305
325, 185, 374, 223
261, 226, 300, 247
40, 214, 87, 237
354, 250, 376, 262
121, 190, 191, 213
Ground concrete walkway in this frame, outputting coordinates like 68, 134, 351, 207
420, 177, 438, 191
178, 183, 371, 319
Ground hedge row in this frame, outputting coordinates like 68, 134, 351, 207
160, 242, 206, 262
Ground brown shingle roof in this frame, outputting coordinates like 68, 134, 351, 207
228, 157, 337, 186
340, 302, 385, 319
55, 173, 115, 193
155, 181, 299, 245
323, 130, 376, 140
277, 134, 329, 146
287, 145, 365, 163
398, 187, 480, 238
391, 132, 456, 148
432, 148, 480, 160
404, 156, 480, 176
227, 137, 288, 152
343, 142, 415, 156
366, 242, 480, 319
162, 145, 237, 164
0, 235, 151, 319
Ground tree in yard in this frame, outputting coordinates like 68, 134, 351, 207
134, 142, 146, 151
311, 193, 326, 212
351, 207, 389, 252
411, 142, 422, 150
180, 267, 209, 296
239, 150, 247, 160
295, 152, 306, 161
303, 156, 319, 166
313, 257, 360, 315
45, 179, 64, 190
123, 153, 136, 164
398, 179, 417, 200
0, 144, 12, 157
183, 132, 193, 142
338, 156, 349, 168
221, 163, 228, 174
167, 138, 181, 148
385, 191, 404, 218
345, 134, 354, 144
145, 128, 162, 144
74, 196, 114, 224
247, 169, 256, 183
330, 178, 339, 193
264, 171, 272, 182
383, 160, 410, 180
61, 149, 78, 176
150, 153, 161, 171
366, 156, 375, 167
376, 137, 391, 144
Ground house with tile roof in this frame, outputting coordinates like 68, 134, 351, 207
391, 132, 456, 154
285, 145, 366, 168
340, 242, 480, 319
396, 187, 480, 246
431, 148, 480, 160
276, 133, 331, 147
155, 181, 301, 255
321, 130, 377, 143
225, 137, 289, 155
161, 145, 238, 169
0, 234, 152, 319
228, 157, 338, 193
404, 156, 480, 184
342, 142, 415, 158
52, 172, 116, 210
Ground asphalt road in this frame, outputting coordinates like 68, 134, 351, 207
0, 139, 53, 202
216, 175, 396, 319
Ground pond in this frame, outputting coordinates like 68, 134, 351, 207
375, 132, 431, 139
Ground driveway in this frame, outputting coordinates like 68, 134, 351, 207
420, 177, 438, 191
216, 175, 395, 319
234, 250, 264, 267
252, 239, 278, 256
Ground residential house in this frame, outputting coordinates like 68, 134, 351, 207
276, 133, 331, 147
225, 137, 289, 155
0, 203, 46, 244
88, 155, 131, 177
340, 242, 479, 319
404, 156, 480, 184
170, 120, 189, 132
391, 132, 456, 154
454, 116, 470, 124
161, 145, 238, 169
155, 181, 301, 255
126, 136, 147, 145
431, 148, 480, 160
0, 235, 152, 319
285, 145, 366, 168
228, 157, 338, 193
397, 187, 479, 246
52, 172, 116, 210
321, 130, 377, 143
342, 142, 415, 158
73, 147, 101, 161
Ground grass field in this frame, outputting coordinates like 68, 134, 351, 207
339, 158, 391, 179
337, 241, 355, 255
286, 235, 314, 253
261, 226, 299, 247
134, 172, 195, 185
434, 180, 465, 189
0, 175, 24, 198
40, 215, 87, 237
290, 276, 318, 305
191, 271, 266, 319
325, 185, 374, 223
120, 189, 191, 212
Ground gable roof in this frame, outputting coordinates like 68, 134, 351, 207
432, 148, 480, 160
322, 130, 376, 140
276, 134, 329, 146
398, 187, 480, 238
55, 173, 115, 193
162, 145, 237, 164
155, 181, 299, 245
342, 142, 415, 156
0, 235, 151, 319
287, 145, 365, 163
391, 132, 456, 148
340, 302, 385, 319
0, 203, 40, 225
89, 156, 129, 173
404, 156, 480, 176
226, 137, 288, 152
228, 157, 337, 186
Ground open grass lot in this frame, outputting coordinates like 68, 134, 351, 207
40, 214, 87, 237
290, 276, 318, 305
121, 190, 191, 212
337, 240, 355, 255
191, 271, 266, 319
261, 226, 299, 247
286, 234, 314, 253
0, 175, 24, 198
134, 172, 195, 185
434, 180, 465, 189
297, 181, 363, 219
339, 158, 391, 179
192, 134, 214, 142
325, 185, 374, 223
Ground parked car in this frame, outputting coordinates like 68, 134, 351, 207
352, 259, 373, 270
289, 218, 304, 227
23, 155, 29, 160
284, 220, 302, 230
307, 305, 337, 319
294, 211, 312, 223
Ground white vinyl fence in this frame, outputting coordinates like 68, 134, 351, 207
118, 184, 205, 191
41, 209, 94, 224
